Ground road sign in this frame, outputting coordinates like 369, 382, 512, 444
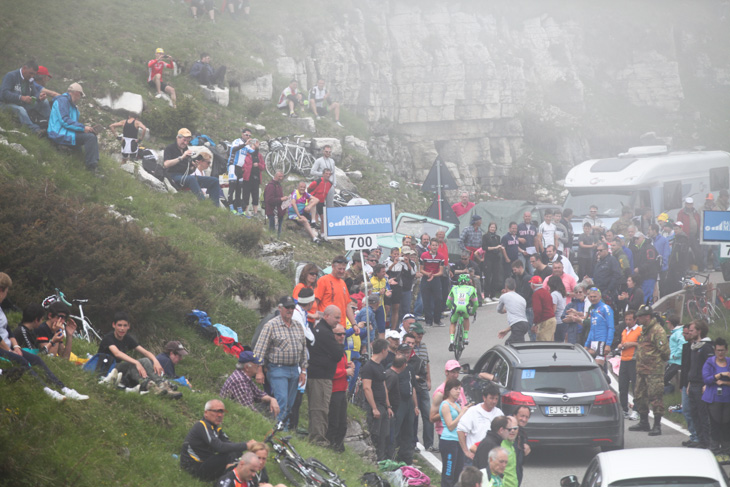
426, 195, 460, 225
722, 243, 730, 258
422, 156, 458, 192
344, 234, 378, 251
701, 210, 730, 243
323, 204, 395, 239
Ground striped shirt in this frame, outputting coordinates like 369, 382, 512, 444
420, 251, 444, 275
253, 315, 308, 370
414, 341, 429, 366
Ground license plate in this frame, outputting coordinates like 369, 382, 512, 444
545, 405, 583, 416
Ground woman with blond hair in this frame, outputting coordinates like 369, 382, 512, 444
248, 442, 286, 487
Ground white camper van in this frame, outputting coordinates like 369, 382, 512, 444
563, 146, 730, 233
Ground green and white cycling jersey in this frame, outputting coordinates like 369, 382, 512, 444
447, 284, 478, 316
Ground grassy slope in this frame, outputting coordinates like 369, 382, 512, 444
0, 1, 427, 486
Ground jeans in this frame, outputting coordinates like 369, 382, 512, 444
367, 404, 390, 461
682, 386, 698, 442
400, 290, 413, 319
268, 214, 283, 235
618, 360, 636, 412
526, 307, 536, 341
441, 275, 451, 312
506, 321, 529, 345
688, 383, 711, 446
414, 286, 424, 317
0, 347, 65, 388
268, 364, 300, 424
421, 277, 443, 325
641, 279, 656, 304
374, 306, 386, 333
414, 386, 434, 449
0, 99, 50, 132
554, 321, 567, 342
169, 173, 223, 206
117, 357, 163, 387
389, 398, 415, 463
75, 132, 100, 169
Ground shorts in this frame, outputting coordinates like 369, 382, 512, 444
316, 202, 324, 216
316, 104, 328, 114
589, 341, 607, 360
450, 309, 471, 324
277, 94, 300, 109
193, 0, 215, 10
148, 79, 169, 91
288, 202, 309, 220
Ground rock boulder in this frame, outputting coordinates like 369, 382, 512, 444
344, 135, 369, 157
200, 86, 230, 107
95, 92, 144, 115
239, 74, 273, 101
310, 137, 342, 159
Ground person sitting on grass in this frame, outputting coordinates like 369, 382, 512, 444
155, 340, 188, 381
47, 83, 101, 171
215, 451, 261, 487
307, 168, 333, 230
147, 48, 177, 107
97, 311, 181, 398
276, 79, 304, 118
0, 274, 88, 401
34, 300, 76, 359
248, 441, 287, 487
220, 351, 280, 417
181, 399, 257, 482
288, 180, 321, 243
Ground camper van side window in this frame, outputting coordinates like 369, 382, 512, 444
710, 167, 730, 192
663, 181, 683, 210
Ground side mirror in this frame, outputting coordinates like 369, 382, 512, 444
460, 363, 471, 374
560, 475, 579, 487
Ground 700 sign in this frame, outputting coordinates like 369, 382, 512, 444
345, 235, 378, 251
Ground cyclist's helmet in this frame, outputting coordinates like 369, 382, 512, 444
42, 295, 58, 309
458, 274, 471, 284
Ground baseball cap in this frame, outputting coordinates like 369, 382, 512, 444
470, 214, 482, 224
529, 276, 542, 285
674, 221, 684, 227
177, 128, 192, 138
657, 213, 669, 223
402, 313, 416, 322
402, 248, 416, 255
411, 322, 425, 334
238, 350, 263, 365
279, 296, 296, 308
685, 197, 694, 204
385, 330, 401, 340
156, 47, 165, 54
616, 234, 625, 240
37, 66, 52, 78
296, 288, 314, 305
634, 231, 646, 239
397, 343, 411, 352
67, 82, 85, 97
164, 341, 188, 355
445, 359, 461, 371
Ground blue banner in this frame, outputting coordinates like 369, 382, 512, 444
324, 204, 395, 238
702, 210, 730, 243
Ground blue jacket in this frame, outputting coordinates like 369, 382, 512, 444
652, 234, 670, 272
623, 246, 634, 270
585, 300, 614, 347
668, 325, 686, 365
48, 93, 85, 145
0, 68, 40, 104
702, 355, 730, 403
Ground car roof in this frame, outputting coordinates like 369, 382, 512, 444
494, 343, 597, 368
598, 447, 727, 485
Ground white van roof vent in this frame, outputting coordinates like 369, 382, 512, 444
618, 145, 669, 158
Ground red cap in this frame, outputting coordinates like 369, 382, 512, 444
529, 276, 543, 284
37, 66, 51, 78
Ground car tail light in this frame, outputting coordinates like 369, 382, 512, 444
593, 390, 617, 405
502, 391, 536, 406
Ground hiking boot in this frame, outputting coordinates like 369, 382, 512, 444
629, 414, 651, 432
648, 416, 662, 436
162, 381, 183, 399
62, 387, 89, 401
44, 387, 66, 401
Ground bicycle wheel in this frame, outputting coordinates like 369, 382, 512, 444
306, 457, 345, 487
708, 302, 729, 330
265, 150, 280, 177
454, 318, 464, 360
686, 299, 702, 323
298, 153, 315, 178
278, 457, 320, 487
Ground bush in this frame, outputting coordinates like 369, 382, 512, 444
143, 97, 202, 138
0, 178, 206, 341
220, 224, 264, 256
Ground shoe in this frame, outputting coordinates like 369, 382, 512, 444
44, 387, 66, 401
628, 410, 639, 421
145, 381, 166, 396
427, 446, 439, 453
99, 368, 118, 385
436, 322, 445, 327
62, 387, 89, 401
155, 93, 163, 99
668, 404, 682, 413
313, 237, 322, 244
289, 112, 297, 118
648, 416, 662, 436
316, 116, 321, 120
336, 121, 344, 128
296, 427, 309, 436
161, 382, 183, 399
125, 385, 141, 393
229, 205, 237, 214
628, 414, 650, 431
448, 343, 454, 351
623, 411, 631, 419
682, 439, 700, 447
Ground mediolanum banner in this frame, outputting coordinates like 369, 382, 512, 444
324, 204, 395, 238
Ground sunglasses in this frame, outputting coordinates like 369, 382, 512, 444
506, 427, 519, 431
334, 332, 346, 337
309, 272, 318, 276
283, 305, 296, 310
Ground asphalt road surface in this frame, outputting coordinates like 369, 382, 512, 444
418, 299, 690, 487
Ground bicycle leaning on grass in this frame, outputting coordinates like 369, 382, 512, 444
263, 414, 347, 487
42, 288, 102, 342
681, 272, 728, 330
264, 135, 315, 178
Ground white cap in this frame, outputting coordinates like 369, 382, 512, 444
385, 330, 401, 340
685, 197, 694, 204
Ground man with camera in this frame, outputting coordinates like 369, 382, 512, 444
163, 127, 224, 207
147, 48, 177, 108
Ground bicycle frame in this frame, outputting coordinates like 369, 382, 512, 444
55, 289, 102, 342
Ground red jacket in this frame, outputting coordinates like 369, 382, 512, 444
307, 177, 332, 202
242, 151, 265, 181
532, 286, 555, 324
332, 354, 349, 393
677, 208, 701, 238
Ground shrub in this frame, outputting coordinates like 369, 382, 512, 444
143, 96, 202, 138
0, 178, 205, 341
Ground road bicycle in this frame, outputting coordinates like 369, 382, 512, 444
682, 272, 728, 330
332, 188, 362, 207
263, 416, 347, 487
42, 289, 103, 342
265, 135, 315, 178
450, 309, 470, 360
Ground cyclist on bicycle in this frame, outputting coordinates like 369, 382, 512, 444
446, 274, 478, 351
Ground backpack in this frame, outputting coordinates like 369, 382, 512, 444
214, 335, 245, 358
361, 472, 391, 487
83, 353, 116, 377
140, 149, 165, 182
186, 309, 219, 341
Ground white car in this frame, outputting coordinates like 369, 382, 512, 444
561, 448, 728, 487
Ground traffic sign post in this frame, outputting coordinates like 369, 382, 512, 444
323, 204, 395, 356
422, 156, 458, 221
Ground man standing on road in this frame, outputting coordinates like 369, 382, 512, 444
685, 320, 714, 449
253, 296, 308, 424
473, 416, 513, 471
536, 210, 556, 255
361, 338, 393, 461
315, 255, 357, 330
583, 288, 614, 367
460, 214, 484, 257
306, 305, 344, 446
530, 276, 555, 341
616, 310, 642, 420
457, 383, 503, 464
497, 278, 529, 345
421, 239, 445, 327
517, 212, 537, 271
310, 145, 336, 208
632, 232, 659, 304
412, 322, 435, 452
677, 197, 702, 270
629, 305, 670, 436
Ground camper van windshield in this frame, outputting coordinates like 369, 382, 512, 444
396, 216, 450, 239
564, 193, 634, 217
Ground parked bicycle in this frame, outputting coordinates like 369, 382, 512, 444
265, 135, 315, 178
263, 415, 347, 487
42, 288, 102, 342
681, 272, 728, 330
